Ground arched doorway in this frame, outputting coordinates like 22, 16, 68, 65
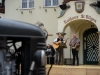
62, 19, 98, 64
83, 28, 99, 65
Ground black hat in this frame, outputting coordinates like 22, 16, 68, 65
56, 32, 62, 35
56, 32, 66, 35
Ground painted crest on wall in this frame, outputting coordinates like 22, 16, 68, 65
75, 1, 85, 13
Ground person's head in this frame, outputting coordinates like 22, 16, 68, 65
47, 44, 51, 48
58, 33, 62, 38
73, 34, 76, 38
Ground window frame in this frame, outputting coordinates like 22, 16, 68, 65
20, 0, 34, 9
43, 0, 59, 7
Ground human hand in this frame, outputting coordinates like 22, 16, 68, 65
56, 42, 59, 45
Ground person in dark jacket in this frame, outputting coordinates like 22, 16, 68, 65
46, 44, 55, 57
46, 44, 55, 64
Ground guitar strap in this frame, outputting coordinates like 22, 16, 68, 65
71, 38, 78, 47
74, 38, 78, 46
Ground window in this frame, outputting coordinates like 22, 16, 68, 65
0, 0, 5, 13
0, 0, 2, 6
22, 0, 34, 9
53, 0, 59, 6
45, 0, 59, 7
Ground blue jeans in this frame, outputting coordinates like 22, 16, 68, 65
55, 48, 63, 64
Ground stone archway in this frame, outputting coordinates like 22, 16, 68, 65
62, 19, 98, 64
63, 19, 97, 33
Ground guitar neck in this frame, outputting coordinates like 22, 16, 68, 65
65, 38, 69, 43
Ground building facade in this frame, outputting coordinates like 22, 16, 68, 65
0, 0, 100, 65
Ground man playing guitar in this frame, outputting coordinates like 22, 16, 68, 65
53, 33, 68, 65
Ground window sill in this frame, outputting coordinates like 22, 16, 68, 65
19, 7, 35, 10
43, 6, 59, 8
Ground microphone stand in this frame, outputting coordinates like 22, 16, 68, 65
70, 47, 71, 65
47, 64, 53, 75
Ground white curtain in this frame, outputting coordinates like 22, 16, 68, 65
45, 0, 51, 6
29, 0, 34, 8
53, 0, 58, 6
22, 0, 27, 8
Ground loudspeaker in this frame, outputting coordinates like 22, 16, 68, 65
59, 4, 67, 10
97, 1, 100, 7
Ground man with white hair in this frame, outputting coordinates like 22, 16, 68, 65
69, 34, 80, 66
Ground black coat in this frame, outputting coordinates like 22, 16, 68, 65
46, 45, 55, 56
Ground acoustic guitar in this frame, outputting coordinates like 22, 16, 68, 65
53, 38, 69, 49
70, 38, 80, 49
72, 42, 80, 49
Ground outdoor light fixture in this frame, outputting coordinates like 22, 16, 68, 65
59, 4, 70, 10
90, 1, 100, 8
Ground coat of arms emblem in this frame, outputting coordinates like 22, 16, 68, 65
75, 1, 85, 13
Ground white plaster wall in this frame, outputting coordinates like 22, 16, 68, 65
63, 25, 76, 59
63, 26, 73, 59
